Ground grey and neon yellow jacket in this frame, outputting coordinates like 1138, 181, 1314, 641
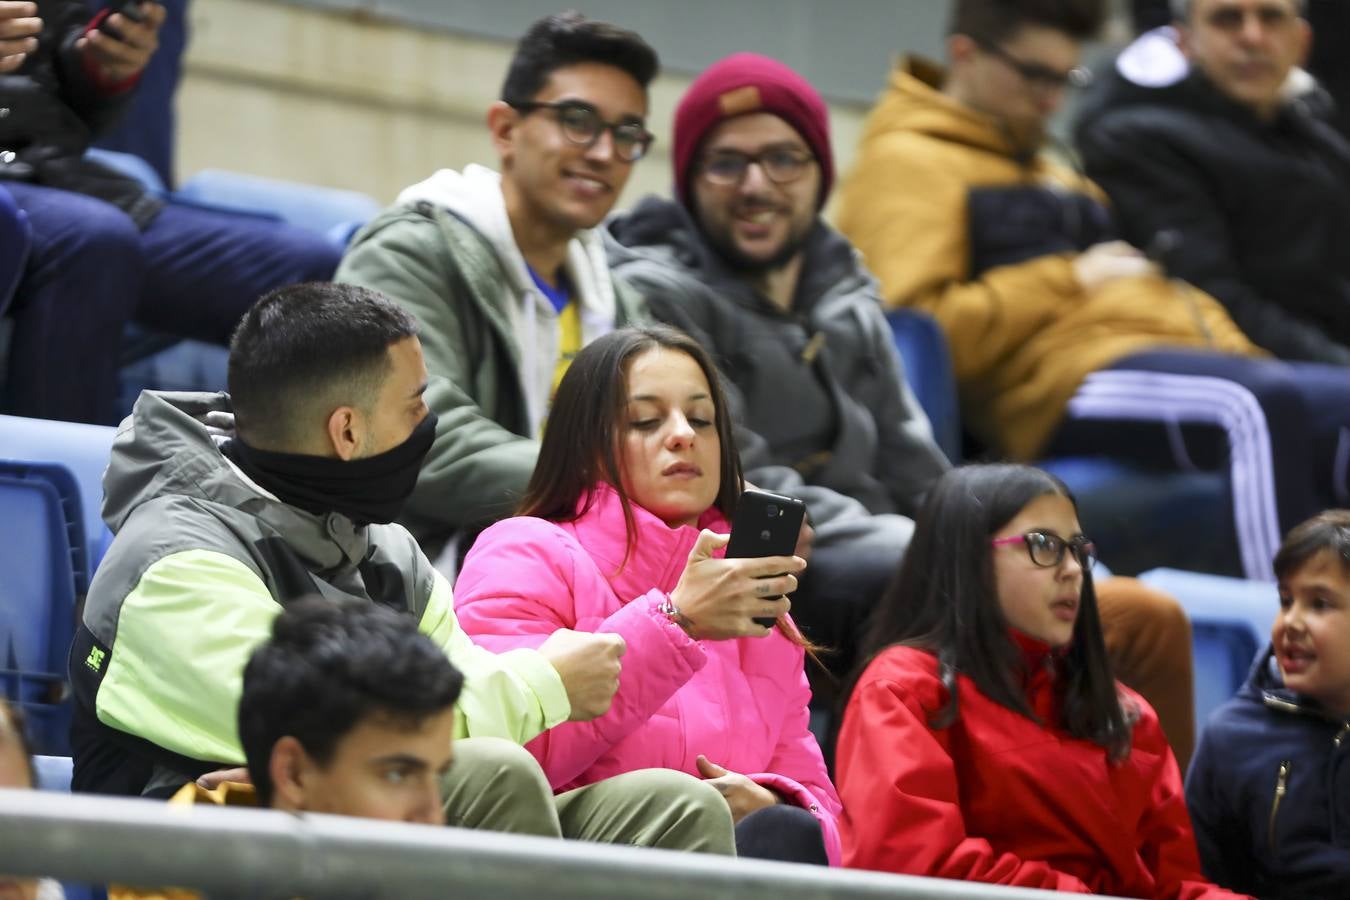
70, 391, 570, 797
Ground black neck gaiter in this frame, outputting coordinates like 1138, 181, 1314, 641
224, 413, 438, 526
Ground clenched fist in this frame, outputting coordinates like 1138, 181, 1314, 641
538, 628, 626, 722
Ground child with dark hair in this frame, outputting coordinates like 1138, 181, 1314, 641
837, 464, 1244, 897
1185, 511, 1350, 897
0, 701, 64, 900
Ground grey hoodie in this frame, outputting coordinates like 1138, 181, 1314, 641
336, 165, 647, 550
605, 196, 949, 529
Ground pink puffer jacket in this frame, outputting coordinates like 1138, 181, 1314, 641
455, 483, 842, 863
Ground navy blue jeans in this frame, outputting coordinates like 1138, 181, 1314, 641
735, 804, 829, 866
1050, 349, 1350, 579
2, 182, 340, 424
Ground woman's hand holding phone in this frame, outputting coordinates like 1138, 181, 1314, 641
668, 529, 803, 640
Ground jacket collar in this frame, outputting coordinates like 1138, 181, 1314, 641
104, 391, 370, 572
605, 194, 870, 317
564, 482, 730, 601
1243, 645, 1350, 727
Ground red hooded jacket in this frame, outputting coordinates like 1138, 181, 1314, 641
837, 638, 1249, 898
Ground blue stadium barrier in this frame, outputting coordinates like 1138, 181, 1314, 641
887, 309, 961, 462
0, 462, 86, 755
0, 414, 117, 576
1139, 567, 1278, 732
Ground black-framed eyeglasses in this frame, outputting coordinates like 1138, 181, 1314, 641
510, 100, 654, 163
698, 147, 816, 187
974, 38, 1092, 92
991, 531, 1097, 569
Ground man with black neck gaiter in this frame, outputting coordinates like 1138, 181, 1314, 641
68, 282, 736, 856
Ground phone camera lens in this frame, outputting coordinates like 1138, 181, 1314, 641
766, 504, 778, 517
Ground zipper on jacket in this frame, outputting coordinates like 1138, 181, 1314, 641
1267, 759, 1291, 851
1335, 723, 1350, 748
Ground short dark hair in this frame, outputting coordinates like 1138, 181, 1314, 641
500, 11, 659, 105
850, 464, 1135, 761
227, 282, 419, 450
0, 700, 37, 788
949, 0, 1106, 43
1274, 510, 1350, 583
238, 597, 464, 808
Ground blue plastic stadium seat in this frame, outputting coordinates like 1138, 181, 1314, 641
884, 308, 1241, 577
84, 147, 168, 196
0, 462, 86, 754
0, 183, 30, 318
175, 168, 381, 245
887, 309, 962, 463
0, 415, 117, 576
1139, 567, 1278, 732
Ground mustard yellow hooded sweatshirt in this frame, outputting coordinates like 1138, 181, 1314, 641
837, 59, 1261, 461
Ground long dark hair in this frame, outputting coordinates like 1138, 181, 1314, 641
519, 325, 816, 650
519, 324, 741, 534
850, 464, 1135, 761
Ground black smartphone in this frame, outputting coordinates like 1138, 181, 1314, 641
98, 0, 147, 39
726, 489, 806, 628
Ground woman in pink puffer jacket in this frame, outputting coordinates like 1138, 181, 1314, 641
455, 325, 841, 864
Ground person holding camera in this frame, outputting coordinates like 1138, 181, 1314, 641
455, 324, 841, 866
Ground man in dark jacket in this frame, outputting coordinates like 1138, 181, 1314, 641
605, 57, 1200, 768
0, 0, 339, 426
1078, 0, 1350, 366
606, 54, 950, 678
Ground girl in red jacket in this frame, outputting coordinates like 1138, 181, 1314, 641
836, 464, 1245, 898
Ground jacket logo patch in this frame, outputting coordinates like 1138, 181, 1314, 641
85, 646, 106, 673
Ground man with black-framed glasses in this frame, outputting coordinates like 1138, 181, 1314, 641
603, 56, 1198, 780
336, 12, 655, 564
606, 53, 950, 691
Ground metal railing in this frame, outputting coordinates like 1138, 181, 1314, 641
0, 789, 1127, 899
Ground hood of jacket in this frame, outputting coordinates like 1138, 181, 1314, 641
397, 164, 622, 435
103, 390, 370, 568
604, 194, 871, 318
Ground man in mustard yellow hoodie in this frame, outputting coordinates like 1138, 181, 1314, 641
838, 0, 1350, 581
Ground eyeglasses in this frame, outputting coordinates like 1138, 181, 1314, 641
510, 100, 654, 163
974, 38, 1092, 92
698, 147, 816, 187
991, 531, 1097, 569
